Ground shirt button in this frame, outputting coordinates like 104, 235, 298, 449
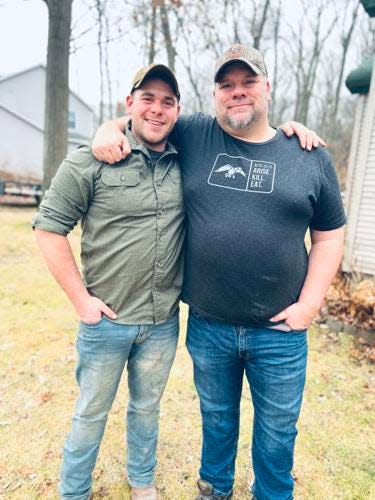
157, 262, 162, 267
121, 175, 125, 181
156, 180, 162, 186
157, 209, 163, 216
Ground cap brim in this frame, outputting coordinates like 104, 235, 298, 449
214, 58, 262, 82
132, 64, 180, 100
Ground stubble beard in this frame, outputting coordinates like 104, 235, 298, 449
133, 128, 168, 152
225, 109, 261, 130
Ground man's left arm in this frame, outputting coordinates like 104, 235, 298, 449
92, 118, 326, 163
271, 227, 344, 330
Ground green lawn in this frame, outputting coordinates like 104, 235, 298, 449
0, 206, 374, 499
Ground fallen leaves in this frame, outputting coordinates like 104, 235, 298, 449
321, 271, 375, 362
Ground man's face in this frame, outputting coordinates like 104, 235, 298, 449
214, 62, 271, 132
126, 78, 180, 151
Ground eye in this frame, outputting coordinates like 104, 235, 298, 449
219, 82, 232, 90
245, 79, 257, 87
163, 99, 175, 107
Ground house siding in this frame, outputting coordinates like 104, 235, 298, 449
343, 58, 375, 275
0, 66, 95, 182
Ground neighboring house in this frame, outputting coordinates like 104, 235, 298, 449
0, 64, 95, 182
344, 56, 375, 275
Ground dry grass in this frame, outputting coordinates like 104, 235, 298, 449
0, 206, 374, 499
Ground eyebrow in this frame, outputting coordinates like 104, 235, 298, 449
139, 91, 176, 102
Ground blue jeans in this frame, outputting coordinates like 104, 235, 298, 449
186, 310, 307, 500
60, 313, 179, 500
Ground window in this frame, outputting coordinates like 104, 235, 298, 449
68, 111, 76, 129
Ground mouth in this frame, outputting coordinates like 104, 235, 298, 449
228, 103, 251, 110
145, 118, 165, 127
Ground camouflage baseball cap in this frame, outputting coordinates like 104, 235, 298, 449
214, 44, 268, 81
131, 63, 180, 100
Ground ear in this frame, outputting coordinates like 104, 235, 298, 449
125, 95, 133, 115
266, 80, 272, 103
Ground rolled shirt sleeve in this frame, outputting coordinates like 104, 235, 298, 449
32, 147, 98, 235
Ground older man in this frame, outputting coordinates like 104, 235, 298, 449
33, 64, 183, 500
92, 45, 345, 500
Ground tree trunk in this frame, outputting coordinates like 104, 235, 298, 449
96, 0, 105, 124
252, 0, 271, 50
159, 0, 175, 71
148, 2, 157, 64
332, 1, 360, 123
42, 0, 73, 192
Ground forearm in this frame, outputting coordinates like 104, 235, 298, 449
35, 229, 90, 311
92, 116, 130, 163
113, 116, 128, 132
299, 235, 344, 311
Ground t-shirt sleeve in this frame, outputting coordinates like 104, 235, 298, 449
32, 147, 97, 236
309, 150, 346, 231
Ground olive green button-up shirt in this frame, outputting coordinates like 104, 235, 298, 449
32, 129, 185, 325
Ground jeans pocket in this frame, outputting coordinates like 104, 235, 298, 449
80, 317, 104, 328
290, 328, 307, 334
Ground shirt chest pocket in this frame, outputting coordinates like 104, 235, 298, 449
100, 169, 145, 214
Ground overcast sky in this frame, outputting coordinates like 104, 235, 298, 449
0, 0, 142, 109
0, 0, 367, 113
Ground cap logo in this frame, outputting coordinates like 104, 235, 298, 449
229, 46, 242, 58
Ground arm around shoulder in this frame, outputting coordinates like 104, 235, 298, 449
91, 116, 131, 164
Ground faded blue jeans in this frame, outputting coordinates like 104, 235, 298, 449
60, 313, 179, 500
186, 310, 307, 500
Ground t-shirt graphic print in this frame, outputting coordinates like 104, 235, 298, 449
208, 153, 275, 193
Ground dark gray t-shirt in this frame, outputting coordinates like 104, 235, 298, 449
171, 113, 346, 327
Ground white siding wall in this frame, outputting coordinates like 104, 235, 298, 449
343, 59, 375, 275
0, 66, 45, 128
0, 107, 43, 180
0, 66, 95, 139
68, 92, 95, 138
0, 66, 95, 182
0, 107, 88, 182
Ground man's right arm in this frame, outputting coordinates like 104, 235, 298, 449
35, 229, 117, 324
33, 148, 117, 324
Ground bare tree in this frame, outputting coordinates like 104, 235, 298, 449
159, 0, 176, 71
42, 0, 73, 192
269, 0, 281, 124
251, 0, 271, 50
149, 0, 158, 64
331, 0, 360, 123
290, 0, 337, 124
104, 10, 113, 119
95, 0, 105, 124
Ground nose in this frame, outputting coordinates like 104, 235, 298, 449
231, 85, 247, 99
150, 100, 163, 115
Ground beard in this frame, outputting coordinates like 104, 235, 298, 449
225, 109, 261, 130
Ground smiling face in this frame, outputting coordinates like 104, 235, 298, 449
214, 61, 271, 136
126, 78, 180, 151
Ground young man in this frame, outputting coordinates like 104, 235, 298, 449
92, 45, 345, 500
33, 64, 183, 500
